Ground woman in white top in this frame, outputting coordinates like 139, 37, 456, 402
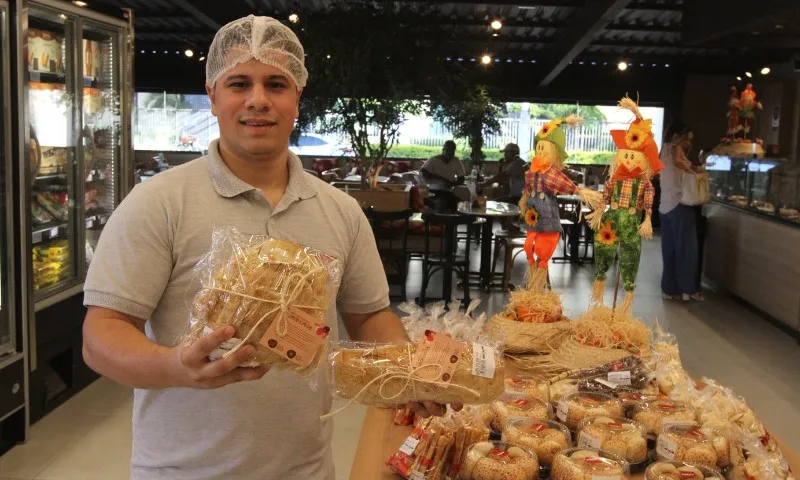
658, 122, 703, 301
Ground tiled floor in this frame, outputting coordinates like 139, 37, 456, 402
1, 236, 798, 479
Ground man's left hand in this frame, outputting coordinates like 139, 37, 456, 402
407, 401, 463, 419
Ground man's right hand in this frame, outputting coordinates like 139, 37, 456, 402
170, 326, 269, 389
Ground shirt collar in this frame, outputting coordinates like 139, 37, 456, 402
207, 139, 317, 200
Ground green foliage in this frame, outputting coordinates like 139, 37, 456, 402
565, 151, 615, 165
529, 104, 606, 122
138, 92, 193, 110
291, 1, 463, 163
387, 144, 504, 161
430, 85, 507, 167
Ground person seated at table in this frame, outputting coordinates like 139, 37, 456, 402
421, 140, 466, 187
483, 143, 527, 205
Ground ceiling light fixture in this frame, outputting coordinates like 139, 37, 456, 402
184, 49, 194, 58
736, 76, 742, 81
617, 61, 628, 71
745, 71, 752, 78
73, 0, 88, 6
760, 66, 770, 75
492, 33, 499, 37
665, 63, 670, 67
326, 54, 331, 59
198, 56, 206, 62
491, 19, 503, 30
481, 54, 492, 65
59, 14, 68, 20
289, 13, 299, 24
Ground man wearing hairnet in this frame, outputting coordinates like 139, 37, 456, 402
81, 16, 448, 479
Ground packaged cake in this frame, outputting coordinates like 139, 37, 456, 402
460, 441, 539, 480
481, 395, 551, 432
556, 392, 624, 430
550, 448, 630, 480
656, 424, 731, 469
645, 461, 723, 480
617, 391, 662, 417
632, 399, 696, 435
504, 375, 550, 403
502, 418, 571, 469
577, 416, 648, 466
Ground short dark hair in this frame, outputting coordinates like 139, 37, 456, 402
664, 121, 692, 141
443, 140, 456, 149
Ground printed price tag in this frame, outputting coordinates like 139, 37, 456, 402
656, 435, 678, 460
579, 431, 603, 450
556, 399, 569, 422
100, 216, 108, 225
594, 377, 618, 389
49, 227, 59, 237
399, 436, 421, 455
607, 370, 632, 386
260, 308, 330, 368
30, 71, 41, 82
411, 331, 462, 386
662, 418, 693, 429
32, 231, 43, 244
471, 342, 496, 379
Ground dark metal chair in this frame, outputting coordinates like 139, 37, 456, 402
418, 212, 476, 305
364, 208, 413, 301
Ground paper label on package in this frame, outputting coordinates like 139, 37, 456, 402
579, 431, 603, 450
503, 390, 528, 401
662, 418, 692, 429
607, 370, 632, 386
471, 342, 496, 379
411, 331, 462, 386
656, 435, 678, 460
556, 399, 569, 422
202, 326, 242, 361
409, 472, 425, 480
399, 435, 421, 456
594, 377, 618, 389
260, 308, 329, 368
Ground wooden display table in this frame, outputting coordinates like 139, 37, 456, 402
349, 407, 800, 480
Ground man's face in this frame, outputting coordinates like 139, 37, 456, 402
206, 59, 301, 160
443, 144, 456, 160
504, 149, 516, 162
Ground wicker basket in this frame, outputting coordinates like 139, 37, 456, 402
505, 339, 631, 378
487, 313, 572, 354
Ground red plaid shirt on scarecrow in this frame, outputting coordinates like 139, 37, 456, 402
524, 167, 578, 196
602, 178, 655, 214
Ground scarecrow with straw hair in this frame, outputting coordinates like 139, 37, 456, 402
519, 116, 604, 291
587, 95, 664, 314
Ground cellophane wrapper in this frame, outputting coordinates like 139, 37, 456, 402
328, 337, 505, 406
386, 407, 490, 480
184, 226, 342, 377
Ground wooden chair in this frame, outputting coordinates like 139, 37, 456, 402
418, 212, 476, 305
365, 208, 413, 301
492, 224, 527, 290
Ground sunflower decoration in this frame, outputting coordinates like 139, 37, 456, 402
537, 119, 563, 139
597, 220, 618, 245
523, 207, 540, 227
625, 119, 652, 150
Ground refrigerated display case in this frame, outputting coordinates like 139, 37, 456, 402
16, 0, 133, 423
703, 154, 800, 337
22, 1, 131, 308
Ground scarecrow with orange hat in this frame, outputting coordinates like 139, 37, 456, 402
520, 116, 604, 290
588, 95, 664, 313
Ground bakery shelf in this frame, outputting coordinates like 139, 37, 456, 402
28, 70, 66, 84
84, 214, 109, 230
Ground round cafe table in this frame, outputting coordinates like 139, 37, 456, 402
457, 200, 520, 291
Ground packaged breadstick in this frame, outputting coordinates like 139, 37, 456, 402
184, 227, 342, 377
328, 333, 505, 407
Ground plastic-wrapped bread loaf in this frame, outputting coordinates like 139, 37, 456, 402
329, 340, 505, 405
186, 228, 342, 376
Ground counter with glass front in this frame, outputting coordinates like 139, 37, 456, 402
703, 154, 800, 335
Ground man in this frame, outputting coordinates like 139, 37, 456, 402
81, 16, 444, 480
485, 143, 527, 205
420, 139, 466, 186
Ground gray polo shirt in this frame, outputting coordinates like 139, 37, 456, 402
84, 139, 390, 480
504, 156, 527, 197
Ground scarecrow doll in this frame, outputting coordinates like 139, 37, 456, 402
588, 96, 664, 313
519, 116, 603, 290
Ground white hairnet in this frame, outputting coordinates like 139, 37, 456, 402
205, 15, 308, 89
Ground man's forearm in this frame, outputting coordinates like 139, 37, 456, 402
348, 309, 410, 343
83, 312, 177, 390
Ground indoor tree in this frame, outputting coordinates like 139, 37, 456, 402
291, 0, 463, 175
431, 85, 507, 169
